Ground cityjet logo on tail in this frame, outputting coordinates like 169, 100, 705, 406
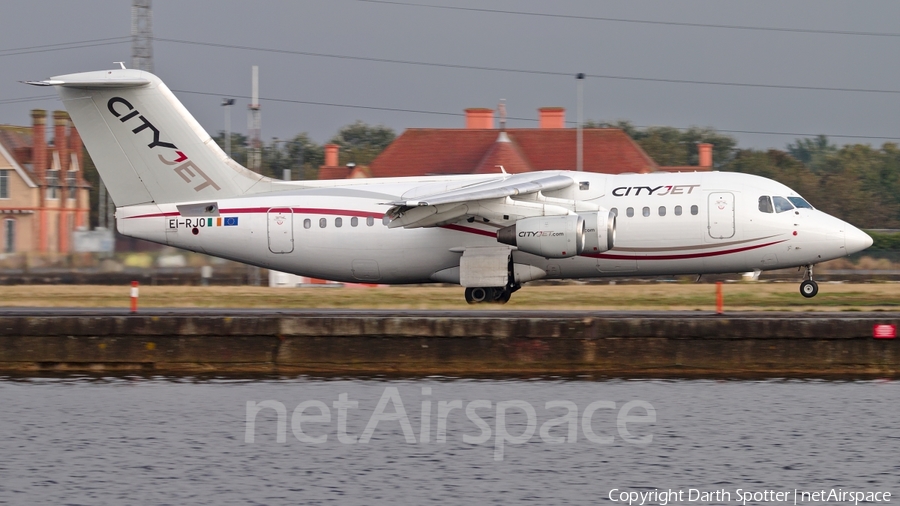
107, 97, 221, 192
612, 185, 699, 197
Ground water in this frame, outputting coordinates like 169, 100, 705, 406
0, 377, 897, 505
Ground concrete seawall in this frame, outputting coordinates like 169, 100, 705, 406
0, 311, 898, 377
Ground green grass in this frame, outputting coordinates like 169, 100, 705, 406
1, 282, 899, 311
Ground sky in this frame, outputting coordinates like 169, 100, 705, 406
2, 0, 900, 152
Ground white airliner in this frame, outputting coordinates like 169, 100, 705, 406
30, 68, 872, 303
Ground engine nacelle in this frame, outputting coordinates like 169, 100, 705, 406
580, 209, 616, 254
497, 215, 585, 258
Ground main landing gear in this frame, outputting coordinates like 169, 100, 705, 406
800, 264, 818, 298
464, 284, 520, 304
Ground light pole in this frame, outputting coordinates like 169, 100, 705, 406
576, 73, 585, 172
221, 98, 235, 157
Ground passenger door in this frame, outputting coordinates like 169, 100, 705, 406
267, 208, 294, 253
708, 192, 735, 239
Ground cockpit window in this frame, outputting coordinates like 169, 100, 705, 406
787, 197, 813, 210
772, 196, 794, 213
758, 196, 774, 213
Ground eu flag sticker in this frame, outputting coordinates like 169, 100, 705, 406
223, 217, 239, 226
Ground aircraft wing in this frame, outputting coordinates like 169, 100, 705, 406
384, 172, 575, 229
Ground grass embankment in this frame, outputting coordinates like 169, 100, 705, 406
1, 283, 898, 311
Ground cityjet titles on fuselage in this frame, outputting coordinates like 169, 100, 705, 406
611, 185, 700, 197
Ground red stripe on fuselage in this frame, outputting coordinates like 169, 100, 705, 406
125, 207, 386, 219
441, 223, 497, 238
587, 240, 786, 261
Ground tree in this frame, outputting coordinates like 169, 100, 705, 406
585, 120, 736, 167
265, 134, 323, 180
328, 121, 395, 166
786, 135, 837, 173
724, 149, 819, 205
815, 144, 900, 228
212, 131, 249, 167
723, 145, 900, 229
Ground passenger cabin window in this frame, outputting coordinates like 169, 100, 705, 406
303, 218, 311, 229
658, 206, 666, 217
351, 217, 359, 227
366, 216, 375, 227
772, 196, 794, 213
626, 207, 634, 218
335, 217, 343, 228
674, 205, 682, 216
690, 205, 699, 215
758, 196, 774, 213
788, 197, 813, 210
642, 207, 650, 217
319, 218, 327, 228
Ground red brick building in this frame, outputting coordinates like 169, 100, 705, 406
0, 110, 90, 255
355, 107, 713, 179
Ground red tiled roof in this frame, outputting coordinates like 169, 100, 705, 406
369, 128, 659, 178
0, 126, 34, 171
473, 132, 532, 174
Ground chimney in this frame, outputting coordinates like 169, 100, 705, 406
318, 144, 352, 180
324, 143, 339, 167
465, 108, 494, 129
698, 143, 713, 168
538, 107, 565, 129
31, 109, 47, 179
54, 110, 70, 172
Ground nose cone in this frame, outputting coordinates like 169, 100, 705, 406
845, 226, 873, 255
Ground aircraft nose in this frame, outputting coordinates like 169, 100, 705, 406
845, 226, 873, 254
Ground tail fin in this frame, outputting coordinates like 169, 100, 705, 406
34, 68, 270, 206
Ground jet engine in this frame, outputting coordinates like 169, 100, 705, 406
497, 215, 585, 258
580, 209, 616, 254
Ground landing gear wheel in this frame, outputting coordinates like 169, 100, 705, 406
496, 289, 511, 304
800, 280, 818, 298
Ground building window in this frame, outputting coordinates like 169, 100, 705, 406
351, 217, 359, 227
46, 170, 59, 200
658, 206, 666, 217
335, 217, 343, 228
674, 205, 682, 216
303, 218, 311, 229
319, 218, 327, 228
3, 219, 14, 253
691, 205, 699, 215
66, 172, 77, 201
0, 170, 9, 199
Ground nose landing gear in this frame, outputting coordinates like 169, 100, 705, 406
800, 264, 818, 298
